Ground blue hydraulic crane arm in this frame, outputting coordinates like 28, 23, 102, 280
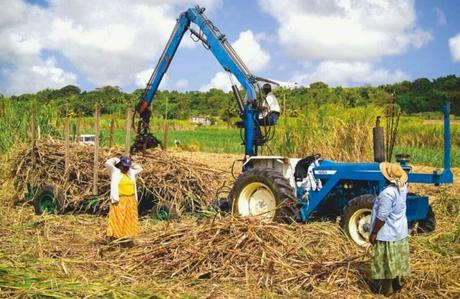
184, 8, 258, 101
136, 6, 258, 114
135, 6, 260, 157
136, 12, 190, 114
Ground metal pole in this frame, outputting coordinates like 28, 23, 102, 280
443, 102, 451, 171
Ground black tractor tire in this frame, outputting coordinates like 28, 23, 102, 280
341, 194, 376, 246
212, 197, 231, 213
414, 205, 436, 234
33, 186, 66, 215
228, 168, 298, 223
152, 201, 179, 220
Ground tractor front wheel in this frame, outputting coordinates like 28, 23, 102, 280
228, 168, 298, 222
341, 194, 376, 246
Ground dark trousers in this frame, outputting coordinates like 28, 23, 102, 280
259, 111, 280, 126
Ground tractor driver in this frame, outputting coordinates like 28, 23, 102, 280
259, 83, 280, 126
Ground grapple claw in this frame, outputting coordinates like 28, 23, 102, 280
131, 133, 161, 154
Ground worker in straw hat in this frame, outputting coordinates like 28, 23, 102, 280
369, 162, 410, 295
105, 156, 142, 241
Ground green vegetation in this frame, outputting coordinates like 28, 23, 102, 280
3, 75, 460, 118
0, 75, 459, 167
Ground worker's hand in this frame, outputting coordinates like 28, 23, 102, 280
369, 232, 377, 246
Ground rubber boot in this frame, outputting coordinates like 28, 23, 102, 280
392, 277, 402, 293
376, 279, 393, 296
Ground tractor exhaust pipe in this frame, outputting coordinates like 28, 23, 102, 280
373, 116, 385, 162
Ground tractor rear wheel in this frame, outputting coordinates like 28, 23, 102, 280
33, 186, 65, 215
228, 168, 298, 222
341, 194, 376, 246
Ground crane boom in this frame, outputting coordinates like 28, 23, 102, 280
132, 5, 272, 158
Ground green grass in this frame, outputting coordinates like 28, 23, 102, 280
0, 260, 159, 298
393, 145, 460, 167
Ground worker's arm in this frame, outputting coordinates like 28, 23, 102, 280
129, 163, 143, 175
369, 192, 393, 245
369, 218, 385, 245
105, 157, 120, 173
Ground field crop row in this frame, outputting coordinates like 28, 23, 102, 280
1, 99, 458, 167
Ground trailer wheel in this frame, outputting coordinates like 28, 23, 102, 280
228, 168, 298, 222
152, 201, 179, 220
341, 194, 376, 246
33, 186, 65, 215
414, 205, 436, 234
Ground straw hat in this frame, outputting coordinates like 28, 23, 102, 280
379, 162, 408, 187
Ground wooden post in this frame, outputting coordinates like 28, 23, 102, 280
76, 111, 82, 143
283, 92, 287, 156
31, 105, 37, 170
163, 123, 169, 151
64, 114, 70, 174
93, 105, 100, 196
109, 115, 115, 149
124, 108, 131, 156
163, 97, 168, 151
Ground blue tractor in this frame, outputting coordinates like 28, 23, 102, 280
132, 6, 454, 245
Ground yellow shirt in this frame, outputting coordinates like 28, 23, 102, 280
118, 173, 135, 196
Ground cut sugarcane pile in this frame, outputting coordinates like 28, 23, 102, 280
9, 138, 225, 214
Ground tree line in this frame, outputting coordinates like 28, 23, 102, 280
2, 75, 459, 118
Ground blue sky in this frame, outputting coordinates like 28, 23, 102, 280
1, 0, 459, 95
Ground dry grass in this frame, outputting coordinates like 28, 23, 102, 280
1, 149, 460, 298
274, 104, 380, 161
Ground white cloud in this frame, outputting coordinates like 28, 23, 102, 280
449, 34, 460, 62
232, 30, 270, 72
260, 0, 432, 61
2, 58, 77, 95
135, 69, 168, 89
434, 7, 447, 26
200, 29, 270, 91
291, 61, 409, 87
199, 71, 234, 92
0, 0, 221, 95
175, 78, 189, 89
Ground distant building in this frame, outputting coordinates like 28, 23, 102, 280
192, 116, 211, 126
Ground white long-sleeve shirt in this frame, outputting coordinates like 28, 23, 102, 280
104, 157, 143, 203
370, 184, 408, 241
265, 92, 280, 113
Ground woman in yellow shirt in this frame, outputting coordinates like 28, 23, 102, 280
104, 156, 143, 239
